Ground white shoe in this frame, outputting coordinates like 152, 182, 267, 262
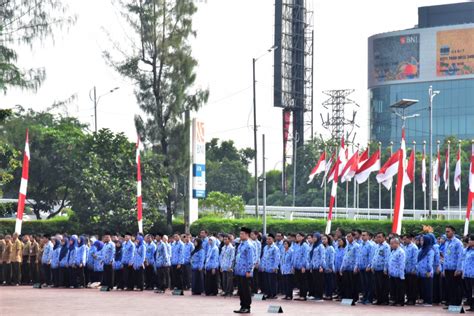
423, 304, 433, 307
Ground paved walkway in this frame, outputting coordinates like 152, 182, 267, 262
0, 286, 449, 315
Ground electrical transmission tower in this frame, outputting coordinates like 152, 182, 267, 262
321, 89, 360, 142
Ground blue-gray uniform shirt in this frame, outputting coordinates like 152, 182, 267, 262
443, 236, 463, 271
340, 240, 360, 272
404, 242, 418, 274
234, 240, 255, 277
388, 247, 406, 279
370, 241, 390, 272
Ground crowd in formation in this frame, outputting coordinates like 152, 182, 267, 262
0, 225, 473, 314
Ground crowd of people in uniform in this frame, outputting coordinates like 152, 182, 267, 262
0, 225, 473, 314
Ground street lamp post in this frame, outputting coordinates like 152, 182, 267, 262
428, 86, 440, 218
252, 45, 277, 217
90, 86, 120, 133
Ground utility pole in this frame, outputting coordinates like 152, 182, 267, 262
428, 85, 440, 218
253, 57, 259, 218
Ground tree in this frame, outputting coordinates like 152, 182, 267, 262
0, 1, 75, 92
199, 191, 245, 218
105, 0, 208, 230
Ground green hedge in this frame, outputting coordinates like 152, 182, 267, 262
189, 217, 474, 236
0, 217, 185, 236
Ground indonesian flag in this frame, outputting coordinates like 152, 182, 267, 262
421, 148, 427, 192
432, 149, 441, 200
376, 151, 399, 190
328, 141, 347, 182
355, 150, 381, 184
406, 149, 415, 185
320, 152, 334, 188
340, 151, 359, 183
15, 129, 30, 235
392, 128, 408, 235
136, 136, 143, 234
358, 148, 369, 169
454, 148, 461, 191
307, 152, 326, 184
443, 148, 449, 190
464, 143, 474, 236
326, 137, 344, 234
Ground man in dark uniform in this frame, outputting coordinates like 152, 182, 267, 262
233, 227, 255, 314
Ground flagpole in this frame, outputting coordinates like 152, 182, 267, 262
390, 141, 393, 219
378, 142, 382, 218
323, 147, 327, 220
423, 141, 427, 218
353, 144, 357, 219
367, 142, 370, 211
447, 140, 451, 220
413, 141, 416, 213
437, 140, 440, 218
459, 140, 462, 220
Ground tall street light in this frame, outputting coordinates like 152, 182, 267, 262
89, 86, 120, 133
428, 86, 440, 218
252, 45, 278, 217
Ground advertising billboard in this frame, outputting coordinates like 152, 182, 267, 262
372, 34, 420, 83
192, 118, 206, 199
437, 28, 474, 77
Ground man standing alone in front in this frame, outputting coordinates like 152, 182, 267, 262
234, 227, 255, 314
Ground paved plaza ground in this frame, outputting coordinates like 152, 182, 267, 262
0, 286, 452, 315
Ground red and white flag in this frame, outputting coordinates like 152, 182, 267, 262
355, 150, 381, 184
307, 152, 326, 184
392, 129, 408, 235
340, 151, 359, 183
433, 149, 441, 200
406, 149, 415, 185
376, 151, 399, 190
15, 129, 30, 235
358, 148, 369, 169
325, 137, 344, 234
320, 152, 334, 188
421, 148, 427, 192
464, 143, 474, 236
454, 148, 461, 191
136, 136, 143, 234
443, 148, 449, 190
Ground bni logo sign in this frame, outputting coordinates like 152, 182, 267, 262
400, 35, 418, 44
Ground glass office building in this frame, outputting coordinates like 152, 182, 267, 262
368, 3, 474, 148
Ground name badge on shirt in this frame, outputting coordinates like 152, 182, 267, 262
379, 250, 384, 256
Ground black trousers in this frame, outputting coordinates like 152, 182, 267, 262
222, 270, 234, 295
114, 269, 123, 289
251, 268, 259, 294
294, 269, 308, 298
324, 272, 334, 298
466, 277, 474, 309
68, 267, 77, 287
134, 267, 144, 290
205, 270, 218, 295
282, 274, 294, 298
52, 268, 59, 287
29, 257, 38, 283
156, 267, 169, 291
21, 256, 29, 284
374, 271, 389, 304
311, 270, 324, 299
341, 271, 359, 302
389, 277, 405, 305
76, 266, 86, 287
444, 270, 462, 305
103, 264, 114, 289
405, 273, 417, 303
237, 275, 252, 310
41, 264, 51, 285
264, 272, 278, 298
420, 276, 433, 304
183, 263, 192, 290
433, 272, 442, 304
3, 263, 12, 285
192, 270, 204, 294
145, 265, 155, 289
171, 265, 183, 290
59, 267, 68, 287
123, 265, 134, 289
360, 270, 373, 302
11, 262, 21, 285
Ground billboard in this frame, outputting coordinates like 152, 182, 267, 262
437, 28, 474, 77
372, 34, 420, 83
192, 118, 206, 199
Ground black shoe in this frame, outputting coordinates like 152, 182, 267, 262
465, 308, 473, 312
233, 309, 250, 314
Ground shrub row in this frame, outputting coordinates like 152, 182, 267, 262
189, 217, 474, 236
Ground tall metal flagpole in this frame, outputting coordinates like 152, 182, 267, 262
378, 142, 382, 218
459, 140, 462, 220
429, 85, 440, 219
353, 144, 357, 219
447, 140, 451, 219
323, 147, 327, 219
437, 140, 440, 218
390, 141, 393, 219
368, 143, 370, 210
262, 134, 267, 235
423, 141, 427, 218
413, 141, 416, 212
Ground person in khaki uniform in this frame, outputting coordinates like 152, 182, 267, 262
11, 233, 23, 285
22, 235, 31, 284
30, 236, 40, 284
3, 235, 12, 285
0, 235, 5, 284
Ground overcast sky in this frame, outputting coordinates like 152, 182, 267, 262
3, 0, 465, 174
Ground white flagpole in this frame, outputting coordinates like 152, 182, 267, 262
378, 142, 382, 218
413, 141, 416, 212
323, 147, 327, 219
459, 140, 462, 220
423, 141, 427, 218
447, 140, 451, 219
437, 140, 440, 218
390, 141, 393, 219
367, 142, 370, 211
